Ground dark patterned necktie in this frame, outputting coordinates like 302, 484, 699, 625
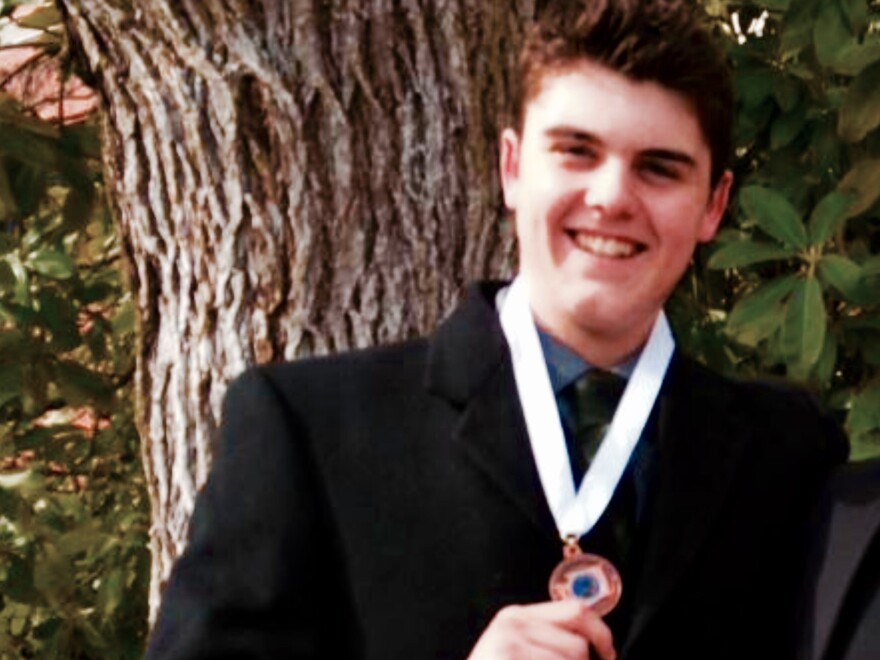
560, 369, 627, 485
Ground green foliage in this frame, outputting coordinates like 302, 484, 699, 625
675, 0, 880, 460
0, 48, 148, 660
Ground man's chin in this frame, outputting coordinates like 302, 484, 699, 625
567, 298, 662, 341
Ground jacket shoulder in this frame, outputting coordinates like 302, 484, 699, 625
673, 354, 848, 463
256, 338, 431, 390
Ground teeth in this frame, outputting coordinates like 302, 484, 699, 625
572, 232, 638, 258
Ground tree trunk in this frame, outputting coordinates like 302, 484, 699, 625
58, 0, 532, 619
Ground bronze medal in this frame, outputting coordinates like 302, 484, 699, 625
548, 535, 622, 616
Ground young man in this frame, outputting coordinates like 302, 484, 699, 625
147, 1, 845, 658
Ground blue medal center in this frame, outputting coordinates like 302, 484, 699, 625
572, 574, 600, 599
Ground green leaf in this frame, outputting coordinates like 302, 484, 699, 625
738, 185, 808, 248
839, 60, 880, 142
80, 280, 117, 304
780, 277, 826, 371
840, 0, 869, 34
0, 124, 60, 174
53, 361, 115, 407
725, 275, 799, 347
33, 617, 63, 641
0, 361, 22, 409
762, 0, 791, 10
97, 568, 125, 617
846, 382, 880, 461
814, 2, 851, 67
0, 327, 23, 354
2, 553, 42, 606
27, 249, 75, 280
812, 330, 838, 389
55, 525, 107, 556
781, 1, 818, 58
0, 257, 15, 289
708, 241, 795, 269
818, 255, 865, 302
847, 385, 880, 436
864, 335, 880, 368
0, 484, 20, 519
59, 123, 102, 163
0, 158, 16, 222
736, 68, 776, 109
37, 290, 81, 352
5, 254, 30, 305
75, 618, 110, 656
810, 120, 843, 174
33, 546, 76, 599
773, 76, 801, 112
863, 256, 880, 277
830, 38, 880, 76
770, 105, 806, 149
838, 158, 880, 216
808, 190, 854, 245
0, 232, 14, 254
111, 299, 135, 336
61, 187, 94, 233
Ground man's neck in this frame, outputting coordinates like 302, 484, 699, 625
534, 318, 653, 371
538, 330, 637, 394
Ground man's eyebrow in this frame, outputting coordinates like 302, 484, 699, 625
543, 126, 601, 142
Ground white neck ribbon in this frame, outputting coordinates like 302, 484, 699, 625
498, 276, 674, 539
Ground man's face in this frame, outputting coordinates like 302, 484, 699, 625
500, 59, 732, 364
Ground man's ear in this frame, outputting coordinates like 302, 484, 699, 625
499, 128, 521, 211
697, 169, 733, 243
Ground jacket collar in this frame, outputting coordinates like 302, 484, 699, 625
425, 281, 510, 405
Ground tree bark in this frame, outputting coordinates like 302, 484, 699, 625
59, 0, 532, 619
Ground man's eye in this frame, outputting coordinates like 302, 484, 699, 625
641, 161, 680, 180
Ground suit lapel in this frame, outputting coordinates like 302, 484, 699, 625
625, 357, 752, 649
452, 357, 559, 541
425, 282, 558, 542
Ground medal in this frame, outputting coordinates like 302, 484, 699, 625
548, 535, 622, 616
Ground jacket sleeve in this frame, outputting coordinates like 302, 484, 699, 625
145, 367, 359, 659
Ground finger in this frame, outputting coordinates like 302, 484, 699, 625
506, 599, 591, 626
541, 601, 615, 660
495, 602, 615, 660
571, 604, 616, 660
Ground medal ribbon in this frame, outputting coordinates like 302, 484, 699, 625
498, 276, 674, 539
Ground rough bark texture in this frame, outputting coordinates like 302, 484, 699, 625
59, 0, 532, 618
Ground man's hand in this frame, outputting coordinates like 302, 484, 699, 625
468, 600, 616, 660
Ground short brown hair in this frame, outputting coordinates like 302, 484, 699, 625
513, 0, 733, 186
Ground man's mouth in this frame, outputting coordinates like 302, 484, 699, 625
568, 231, 645, 258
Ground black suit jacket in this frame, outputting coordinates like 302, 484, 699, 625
798, 459, 880, 660
147, 282, 845, 659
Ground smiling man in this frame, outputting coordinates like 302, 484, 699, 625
147, 2, 845, 659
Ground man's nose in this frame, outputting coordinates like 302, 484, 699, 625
583, 160, 634, 219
